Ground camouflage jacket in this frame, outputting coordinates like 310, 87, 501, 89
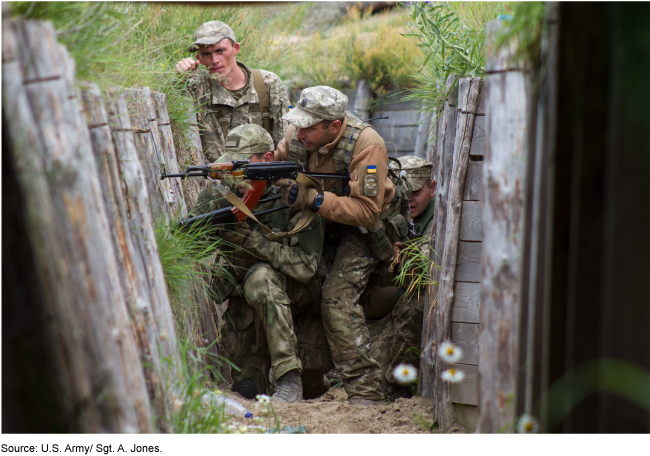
413, 197, 435, 259
189, 183, 325, 288
186, 62, 290, 163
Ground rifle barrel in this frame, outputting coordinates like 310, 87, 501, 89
160, 172, 207, 180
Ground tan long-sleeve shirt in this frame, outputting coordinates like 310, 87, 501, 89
275, 117, 395, 228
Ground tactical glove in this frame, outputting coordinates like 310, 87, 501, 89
221, 221, 253, 247
273, 179, 318, 210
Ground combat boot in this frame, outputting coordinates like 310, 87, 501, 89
302, 370, 330, 400
387, 383, 413, 401
271, 370, 303, 403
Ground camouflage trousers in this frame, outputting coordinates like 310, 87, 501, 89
320, 229, 384, 401
364, 286, 424, 392
221, 262, 332, 395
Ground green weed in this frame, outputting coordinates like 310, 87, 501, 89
393, 236, 439, 297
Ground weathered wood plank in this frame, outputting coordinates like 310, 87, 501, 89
478, 25, 528, 432
430, 76, 482, 431
451, 282, 481, 324
450, 364, 479, 406
421, 74, 458, 404
476, 79, 486, 116
455, 404, 479, 432
3, 20, 151, 432
463, 160, 483, 201
451, 322, 479, 365
459, 201, 483, 241
469, 115, 486, 158
457, 241, 482, 283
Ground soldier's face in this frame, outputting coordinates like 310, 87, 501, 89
237, 151, 273, 194
408, 180, 435, 218
196, 40, 240, 77
296, 120, 340, 152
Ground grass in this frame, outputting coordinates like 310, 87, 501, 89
403, 2, 512, 111
393, 236, 439, 297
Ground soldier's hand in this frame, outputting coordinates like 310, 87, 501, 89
273, 179, 318, 210
221, 221, 252, 247
175, 58, 200, 73
273, 179, 295, 204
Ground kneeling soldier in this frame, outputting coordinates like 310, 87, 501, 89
361, 156, 436, 400
189, 124, 331, 402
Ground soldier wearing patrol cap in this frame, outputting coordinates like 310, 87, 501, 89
273, 86, 399, 405
361, 155, 436, 400
175, 21, 290, 163
188, 124, 332, 403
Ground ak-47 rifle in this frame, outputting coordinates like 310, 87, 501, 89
160, 160, 348, 230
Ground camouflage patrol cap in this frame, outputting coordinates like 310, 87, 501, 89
188, 21, 236, 52
216, 124, 274, 163
282, 86, 348, 128
389, 156, 433, 191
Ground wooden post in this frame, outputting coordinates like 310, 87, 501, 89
354, 79, 373, 120
421, 74, 458, 405
430, 77, 482, 431
2, 19, 152, 433
478, 20, 529, 433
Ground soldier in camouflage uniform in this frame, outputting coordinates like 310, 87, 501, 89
175, 21, 290, 163
188, 124, 331, 402
273, 87, 398, 405
362, 156, 436, 400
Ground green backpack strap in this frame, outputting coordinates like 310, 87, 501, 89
251, 69, 272, 137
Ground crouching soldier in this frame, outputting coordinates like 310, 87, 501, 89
361, 156, 436, 400
188, 124, 332, 402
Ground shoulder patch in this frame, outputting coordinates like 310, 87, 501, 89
367, 165, 377, 174
225, 135, 240, 148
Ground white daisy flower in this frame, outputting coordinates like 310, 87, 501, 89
238, 426, 249, 433
438, 341, 463, 364
393, 363, 418, 385
441, 368, 465, 383
226, 424, 237, 432
516, 414, 540, 434
256, 394, 271, 405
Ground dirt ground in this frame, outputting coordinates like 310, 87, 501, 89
217, 384, 468, 434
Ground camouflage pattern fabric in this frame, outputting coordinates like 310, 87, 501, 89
389, 155, 433, 192
189, 173, 333, 395
365, 201, 435, 391
282, 86, 348, 128
188, 21, 237, 52
216, 123, 275, 163
320, 227, 384, 401
186, 62, 289, 162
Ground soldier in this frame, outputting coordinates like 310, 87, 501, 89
362, 156, 436, 400
273, 86, 404, 405
175, 21, 290, 163
188, 124, 331, 402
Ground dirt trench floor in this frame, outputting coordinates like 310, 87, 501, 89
218, 384, 467, 434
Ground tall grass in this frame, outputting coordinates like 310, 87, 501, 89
403, 2, 511, 111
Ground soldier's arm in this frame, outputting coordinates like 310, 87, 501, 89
318, 131, 395, 228
188, 184, 228, 217
262, 71, 290, 145
238, 213, 325, 284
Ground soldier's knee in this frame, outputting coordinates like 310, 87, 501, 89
243, 262, 285, 307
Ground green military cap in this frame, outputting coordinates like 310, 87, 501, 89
188, 21, 236, 53
216, 124, 274, 163
389, 155, 433, 191
282, 86, 348, 128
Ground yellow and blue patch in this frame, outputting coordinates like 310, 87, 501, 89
367, 165, 377, 174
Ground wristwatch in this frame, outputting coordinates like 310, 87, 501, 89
311, 192, 325, 212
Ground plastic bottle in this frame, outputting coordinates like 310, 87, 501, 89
201, 391, 253, 418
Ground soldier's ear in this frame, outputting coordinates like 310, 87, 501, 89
232, 42, 241, 56
262, 151, 274, 163
329, 119, 342, 136
430, 180, 436, 197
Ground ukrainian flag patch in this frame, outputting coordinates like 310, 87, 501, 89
367, 165, 377, 174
